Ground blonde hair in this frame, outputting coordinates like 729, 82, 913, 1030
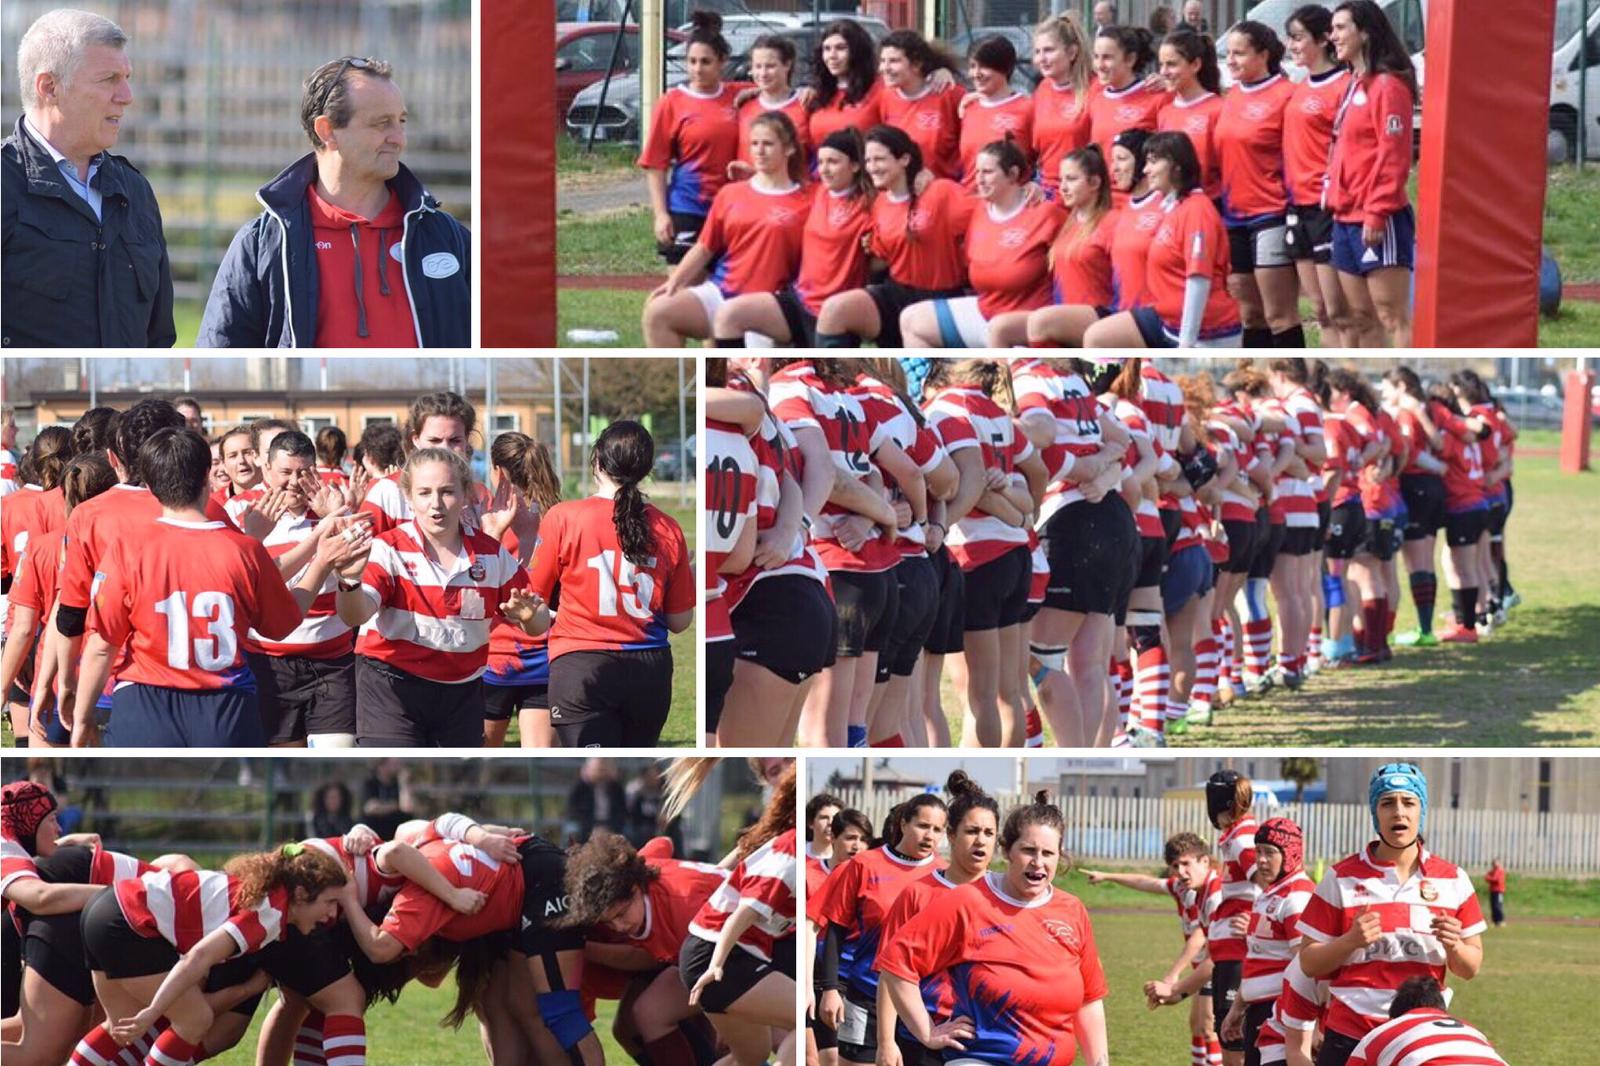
1033, 13, 1092, 114
400, 447, 473, 498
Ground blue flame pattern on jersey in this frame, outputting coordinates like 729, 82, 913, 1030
938, 963, 1064, 1066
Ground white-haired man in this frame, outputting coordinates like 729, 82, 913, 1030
2, 8, 174, 347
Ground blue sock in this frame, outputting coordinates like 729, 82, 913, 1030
847, 725, 868, 748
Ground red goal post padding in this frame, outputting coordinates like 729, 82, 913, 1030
1413, 0, 1557, 347
483, 0, 557, 347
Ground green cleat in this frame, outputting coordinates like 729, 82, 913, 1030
1394, 629, 1440, 648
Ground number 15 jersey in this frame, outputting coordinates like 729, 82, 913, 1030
89, 517, 303, 690
527, 496, 694, 662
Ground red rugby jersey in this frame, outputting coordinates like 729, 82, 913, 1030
967, 196, 1067, 317
1325, 72, 1414, 227
8, 528, 63, 686
794, 185, 873, 315
629, 856, 728, 964
355, 521, 532, 683
1361, 408, 1405, 516
1347, 1008, 1506, 1066
1298, 844, 1486, 1040
60, 483, 230, 611
1240, 871, 1315, 1002
525, 498, 691, 661
1215, 74, 1295, 223
1324, 414, 1365, 508
246, 510, 353, 660
699, 179, 811, 298
1050, 209, 1117, 309
737, 91, 813, 166
869, 178, 974, 291
1089, 80, 1169, 175
1033, 79, 1096, 196
690, 828, 795, 963
485, 525, 550, 686
1284, 67, 1350, 206
768, 361, 899, 574
1110, 189, 1164, 309
705, 420, 759, 642
638, 83, 745, 217
1, 484, 62, 585
1209, 815, 1259, 962
1014, 362, 1102, 519
301, 833, 407, 912
808, 842, 938, 997
116, 869, 288, 955
959, 91, 1035, 190
880, 82, 963, 180
89, 518, 303, 691
805, 853, 832, 898
923, 386, 1034, 571
1158, 92, 1224, 199
1144, 192, 1239, 338
807, 81, 882, 146
877, 874, 1108, 1066
380, 835, 529, 949
1437, 433, 1488, 514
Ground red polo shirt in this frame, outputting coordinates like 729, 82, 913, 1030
308, 183, 417, 348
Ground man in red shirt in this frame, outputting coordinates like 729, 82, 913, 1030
198, 57, 470, 347
1485, 860, 1507, 928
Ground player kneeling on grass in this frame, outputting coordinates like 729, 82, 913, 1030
71, 428, 367, 748
69, 846, 351, 1066
1345, 975, 1505, 1065
335, 446, 548, 748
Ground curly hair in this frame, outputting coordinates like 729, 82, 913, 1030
558, 831, 661, 929
735, 761, 796, 862
71, 407, 117, 457
224, 846, 346, 910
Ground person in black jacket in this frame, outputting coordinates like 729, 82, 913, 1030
197, 55, 470, 347
2, 9, 175, 348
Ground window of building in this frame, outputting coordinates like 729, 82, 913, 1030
301, 416, 335, 435
362, 415, 395, 429
490, 412, 522, 434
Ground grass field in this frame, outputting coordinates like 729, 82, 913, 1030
929, 433, 1600, 748
555, 165, 1600, 347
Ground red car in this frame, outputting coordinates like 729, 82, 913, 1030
555, 23, 686, 131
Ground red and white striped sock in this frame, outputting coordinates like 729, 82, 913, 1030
1207, 1035, 1224, 1064
1244, 617, 1274, 676
145, 1029, 204, 1066
322, 1014, 367, 1066
294, 1011, 328, 1066
71, 1026, 124, 1066
1189, 1033, 1209, 1066
1308, 622, 1323, 661
1192, 633, 1219, 708
1113, 656, 1133, 733
1023, 705, 1044, 747
1135, 644, 1170, 731
1224, 618, 1244, 687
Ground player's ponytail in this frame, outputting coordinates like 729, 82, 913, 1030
1288, 5, 1338, 65
22, 425, 73, 490
1385, 365, 1426, 404
490, 431, 562, 513
1101, 25, 1156, 77
686, 9, 730, 60
592, 419, 657, 567
1334, 0, 1417, 99
945, 770, 1000, 832
1162, 27, 1221, 94
225, 845, 346, 910
71, 406, 117, 458
661, 757, 719, 825
62, 452, 117, 516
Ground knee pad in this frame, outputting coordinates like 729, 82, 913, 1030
1322, 571, 1346, 609
1126, 608, 1163, 630
1243, 578, 1271, 621
1029, 644, 1067, 673
1128, 625, 1163, 655
537, 989, 593, 1051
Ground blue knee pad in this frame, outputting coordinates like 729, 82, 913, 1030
1322, 571, 1346, 609
1244, 578, 1271, 621
537, 989, 592, 1050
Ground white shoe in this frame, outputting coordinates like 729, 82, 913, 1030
1126, 725, 1167, 748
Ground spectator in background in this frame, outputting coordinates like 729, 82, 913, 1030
1183, 0, 1209, 34
307, 781, 356, 839
357, 422, 405, 482
1486, 859, 1507, 927
1094, 1, 1119, 29
625, 764, 679, 851
198, 55, 471, 347
25, 758, 83, 834
1149, 5, 1177, 35
3, 9, 175, 348
316, 425, 350, 485
173, 396, 204, 432
566, 757, 626, 841
361, 758, 415, 839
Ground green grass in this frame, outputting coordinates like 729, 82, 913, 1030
1543, 165, 1600, 283
557, 137, 640, 180
175, 299, 204, 348
559, 288, 652, 347
558, 205, 659, 277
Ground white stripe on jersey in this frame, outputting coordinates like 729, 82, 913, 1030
1, 836, 39, 893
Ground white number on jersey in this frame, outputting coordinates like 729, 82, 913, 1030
585, 549, 656, 620
153, 590, 238, 671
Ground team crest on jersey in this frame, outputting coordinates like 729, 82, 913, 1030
1042, 917, 1081, 949
1302, 96, 1327, 114
468, 562, 486, 582
828, 203, 855, 228
1418, 880, 1439, 902
999, 227, 1028, 248
1385, 115, 1404, 135
992, 113, 1021, 132
1137, 212, 1161, 231
909, 207, 934, 231
1186, 117, 1207, 134
769, 208, 799, 226
1115, 105, 1141, 122
915, 111, 943, 130
1244, 102, 1270, 121
402, 560, 419, 577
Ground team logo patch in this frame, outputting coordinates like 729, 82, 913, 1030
1186, 117, 1207, 134
1418, 880, 1439, 902
1115, 105, 1141, 122
468, 562, 486, 582
1388, 774, 1409, 788
992, 113, 1020, 132
999, 227, 1027, 248
769, 208, 798, 226
1245, 102, 1270, 121
422, 252, 460, 279
1303, 97, 1327, 114
1042, 917, 1081, 949
389, 242, 404, 262
828, 204, 855, 228
1137, 212, 1160, 231
915, 111, 942, 130
1385, 115, 1404, 135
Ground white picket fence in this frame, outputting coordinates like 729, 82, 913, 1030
825, 789, 1600, 877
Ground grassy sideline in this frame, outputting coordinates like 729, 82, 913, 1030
555, 165, 1600, 347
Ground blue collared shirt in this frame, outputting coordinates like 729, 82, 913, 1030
23, 115, 102, 221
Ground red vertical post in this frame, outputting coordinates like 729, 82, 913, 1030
1561, 370, 1594, 474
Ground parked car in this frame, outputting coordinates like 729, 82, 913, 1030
1549, 6, 1600, 162
946, 25, 1042, 89
556, 23, 687, 133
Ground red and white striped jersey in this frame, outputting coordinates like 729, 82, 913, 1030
1115, 398, 1166, 538
850, 374, 944, 557
354, 521, 531, 683
1171, 494, 1206, 554
1165, 868, 1222, 941
302, 835, 406, 911
1298, 845, 1486, 1040
769, 362, 898, 574
1208, 418, 1259, 524
115, 869, 289, 955
1257, 954, 1329, 1064
1240, 871, 1315, 1002
1, 836, 38, 895
690, 828, 795, 963
721, 412, 828, 612
1014, 361, 1103, 520
1347, 1008, 1506, 1066
1139, 361, 1185, 457
1209, 816, 1259, 962
1277, 388, 1325, 529
222, 486, 266, 527
247, 510, 354, 659
380, 835, 529, 949
705, 420, 759, 643
358, 474, 408, 536
923, 386, 1034, 571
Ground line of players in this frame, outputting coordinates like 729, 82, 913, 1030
0, 389, 692, 749
704, 356, 1517, 749
801, 762, 1503, 1066
640, 3, 1420, 350
1, 760, 797, 1066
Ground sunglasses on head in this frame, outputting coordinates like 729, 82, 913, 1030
314, 56, 375, 118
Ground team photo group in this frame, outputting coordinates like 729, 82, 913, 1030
639, 2, 1423, 350
1, 756, 798, 1066
706, 355, 1521, 749
0, 357, 695, 750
